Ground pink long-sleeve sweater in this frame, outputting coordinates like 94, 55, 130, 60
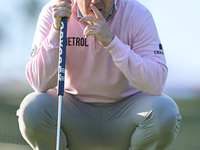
26, 0, 168, 103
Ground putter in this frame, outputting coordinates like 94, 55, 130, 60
56, 17, 67, 150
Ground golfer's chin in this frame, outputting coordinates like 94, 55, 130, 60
88, 12, 96, 17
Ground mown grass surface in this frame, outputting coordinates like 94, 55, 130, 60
166, 98, 200, 150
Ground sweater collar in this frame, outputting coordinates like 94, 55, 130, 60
72, 0, 118, 22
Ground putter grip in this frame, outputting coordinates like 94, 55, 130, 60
58, 17, 67, 96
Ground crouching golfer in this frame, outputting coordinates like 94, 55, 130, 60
17, 0, 181, 149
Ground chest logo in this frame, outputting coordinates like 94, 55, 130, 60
66, 37, 89, 47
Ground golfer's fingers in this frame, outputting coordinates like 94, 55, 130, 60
85, 29, 98, 38
79, 16, 100, 25
52, 0, 72, 29
52, 0, 71, 17
90, 4, 104, 20
56, 0, 71, 4
83, 25, 97, 37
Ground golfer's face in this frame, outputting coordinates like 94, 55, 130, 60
77, 0, 114, 19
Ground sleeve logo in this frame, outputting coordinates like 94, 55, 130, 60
154, 44, 164, 55
31, 45, 38, 58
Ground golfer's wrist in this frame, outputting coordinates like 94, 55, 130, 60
47, 25, 60, 47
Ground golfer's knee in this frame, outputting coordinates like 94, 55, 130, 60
17, 92, 55, 133
153, 95, 181, 146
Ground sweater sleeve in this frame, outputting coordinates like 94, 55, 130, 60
105, 12, 168, 95
26, 3, 60, 93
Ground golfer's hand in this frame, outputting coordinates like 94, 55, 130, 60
79, 4, 114, 47
52, 0, 71, 30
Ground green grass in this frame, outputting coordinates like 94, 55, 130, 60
0, 94, 200, 150
166, 99, 200, 150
